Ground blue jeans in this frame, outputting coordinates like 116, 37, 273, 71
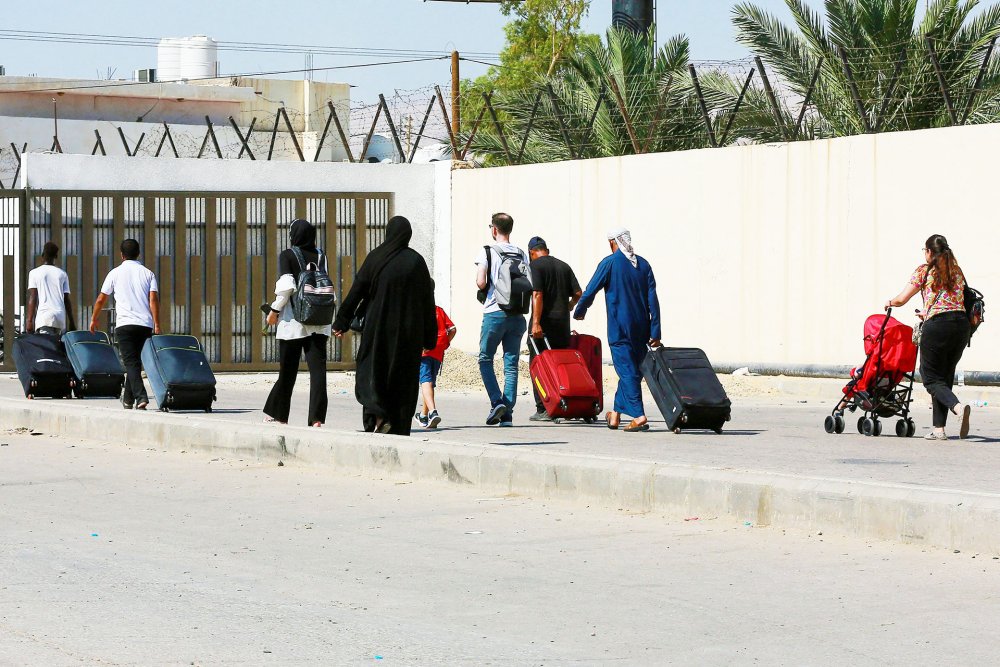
479, 311, 526, 415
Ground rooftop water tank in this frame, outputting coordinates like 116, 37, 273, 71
157, 36, 219, 82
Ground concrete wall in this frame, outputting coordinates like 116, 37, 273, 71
17, 153, 452, 306
449, 124, 1000, 371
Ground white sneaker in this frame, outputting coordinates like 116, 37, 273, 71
958, 404, 972, 439
924, 431, 948, 441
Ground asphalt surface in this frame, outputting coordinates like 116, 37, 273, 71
4, 372, 1000, 494
3, 432, 1000, 665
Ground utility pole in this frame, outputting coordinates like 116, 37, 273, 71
52, 98, 60, 153
451, 50, 461, 138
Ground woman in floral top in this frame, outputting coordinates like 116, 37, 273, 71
885, 234, 971, 440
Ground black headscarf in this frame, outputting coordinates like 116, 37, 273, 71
289, 218, 317, 252
357, 215, 412, 282
280, 218, 319, 279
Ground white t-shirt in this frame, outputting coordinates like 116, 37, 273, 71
475, 243, 530, 314
27, 264, 70, 330
100, 260, 158, 329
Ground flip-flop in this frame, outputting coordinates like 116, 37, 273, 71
623, 420, 650, 433
605, 411, 620, 430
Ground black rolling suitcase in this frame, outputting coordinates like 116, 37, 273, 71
141, 335, 217, 412
63, 330, 125, 398
641, 347, 731, 433
12, 332, 75, 399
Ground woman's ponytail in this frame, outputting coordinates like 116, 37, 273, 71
924, 234, 960, 291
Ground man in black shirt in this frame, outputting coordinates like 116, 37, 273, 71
527, 236, 583, 421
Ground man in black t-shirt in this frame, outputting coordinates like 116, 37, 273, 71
527, 236, 583, 421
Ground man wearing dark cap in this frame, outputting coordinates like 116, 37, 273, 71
527, 236, 582, 421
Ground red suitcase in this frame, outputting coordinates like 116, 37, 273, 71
569, 332, 603, 412
529, 338, 602, 421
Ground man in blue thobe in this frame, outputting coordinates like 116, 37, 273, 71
573, 228, 661, 432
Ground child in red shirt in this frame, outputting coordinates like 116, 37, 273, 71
415, 306, 457, 429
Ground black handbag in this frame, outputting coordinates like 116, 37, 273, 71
349, 302, 367, 333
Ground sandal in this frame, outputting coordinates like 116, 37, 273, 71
623, 419, 650, 433
605, 411, 620, 430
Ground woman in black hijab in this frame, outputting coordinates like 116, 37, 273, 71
263, 219, 331, 427
334, 216, 437, 435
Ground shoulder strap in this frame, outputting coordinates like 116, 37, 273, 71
484, 245, 493, 285
290, 247, 307, 274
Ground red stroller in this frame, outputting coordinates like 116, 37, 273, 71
824, 309, 918, 437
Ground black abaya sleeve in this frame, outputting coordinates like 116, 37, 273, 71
419, 264, 438, 351
333, 273, 370, 332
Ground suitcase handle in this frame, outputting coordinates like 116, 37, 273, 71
527, 336, 552, 356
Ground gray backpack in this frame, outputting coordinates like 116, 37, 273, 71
291, 247, 337, 326
482, 245, 532, 315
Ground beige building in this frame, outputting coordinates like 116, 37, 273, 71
0, 74, 351, 178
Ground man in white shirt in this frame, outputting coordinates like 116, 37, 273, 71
26, 241, 75, 334
90, 239, 161, 410
474, 212, 530, 427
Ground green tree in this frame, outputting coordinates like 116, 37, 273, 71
729, 0, 1000, 140
493, 0, 596, 91
463, 28, 727, 165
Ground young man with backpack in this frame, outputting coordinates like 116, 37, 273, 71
475, 212, 532, 426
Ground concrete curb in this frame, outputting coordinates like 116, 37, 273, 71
3, 398, 998, 554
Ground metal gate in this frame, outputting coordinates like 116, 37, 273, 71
0, 189, 393, 372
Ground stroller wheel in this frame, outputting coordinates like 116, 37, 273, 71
873, 419, 883, 437
834, 415, 846, 434
857, 416, 867, 434
905, 419, 916, 438
824, 415, 836, 434
861, 417, 875, 437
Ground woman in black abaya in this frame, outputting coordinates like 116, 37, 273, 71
333, 216, 437, 435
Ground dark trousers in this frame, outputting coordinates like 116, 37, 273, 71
116, 325, 153, 405
528, 318, 571, 412
264, 334, 329, 425
919, 312, 970, 428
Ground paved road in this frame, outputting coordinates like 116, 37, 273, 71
2, 431, 1000, 665
4, 372, 1000, 494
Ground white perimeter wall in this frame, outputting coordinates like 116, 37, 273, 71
15, 154, 453, 309
450, 124, 1000, 372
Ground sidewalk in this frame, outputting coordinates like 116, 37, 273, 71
3, 372, 1000, 553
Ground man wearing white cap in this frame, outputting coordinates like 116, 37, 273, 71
573, 228, 661, 432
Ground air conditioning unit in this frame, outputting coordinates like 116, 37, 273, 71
134, 68, 156, 83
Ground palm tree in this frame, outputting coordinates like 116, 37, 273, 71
462, 28, 730, 165
730, 0, 1000, 140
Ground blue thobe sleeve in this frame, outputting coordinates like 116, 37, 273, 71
573, 256, 612, 319
647, 265, 661, 340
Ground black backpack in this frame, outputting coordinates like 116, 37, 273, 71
291, 247, 337, 326
964, 284, 985, 346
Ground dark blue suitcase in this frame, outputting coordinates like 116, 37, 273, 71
63, 330, 125, 398
141, 335, 217, 412
13, 332, 75, 399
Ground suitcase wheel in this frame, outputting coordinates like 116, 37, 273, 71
680, 413, 689, 424
584, 417, 595, 424
30, 380, 37, 388
672, 427, 681, 434
558, 399, 568, 412
205, 407, 213, 413
713, 427, 723, 434
159, 407, 169, 413
26, 394, 33, 400
70, 380, 76, 388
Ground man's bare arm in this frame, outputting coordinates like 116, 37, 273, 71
25, 288, 38, 333
149, 291, 161, 334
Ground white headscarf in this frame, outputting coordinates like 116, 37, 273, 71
606, 227, 638, 268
